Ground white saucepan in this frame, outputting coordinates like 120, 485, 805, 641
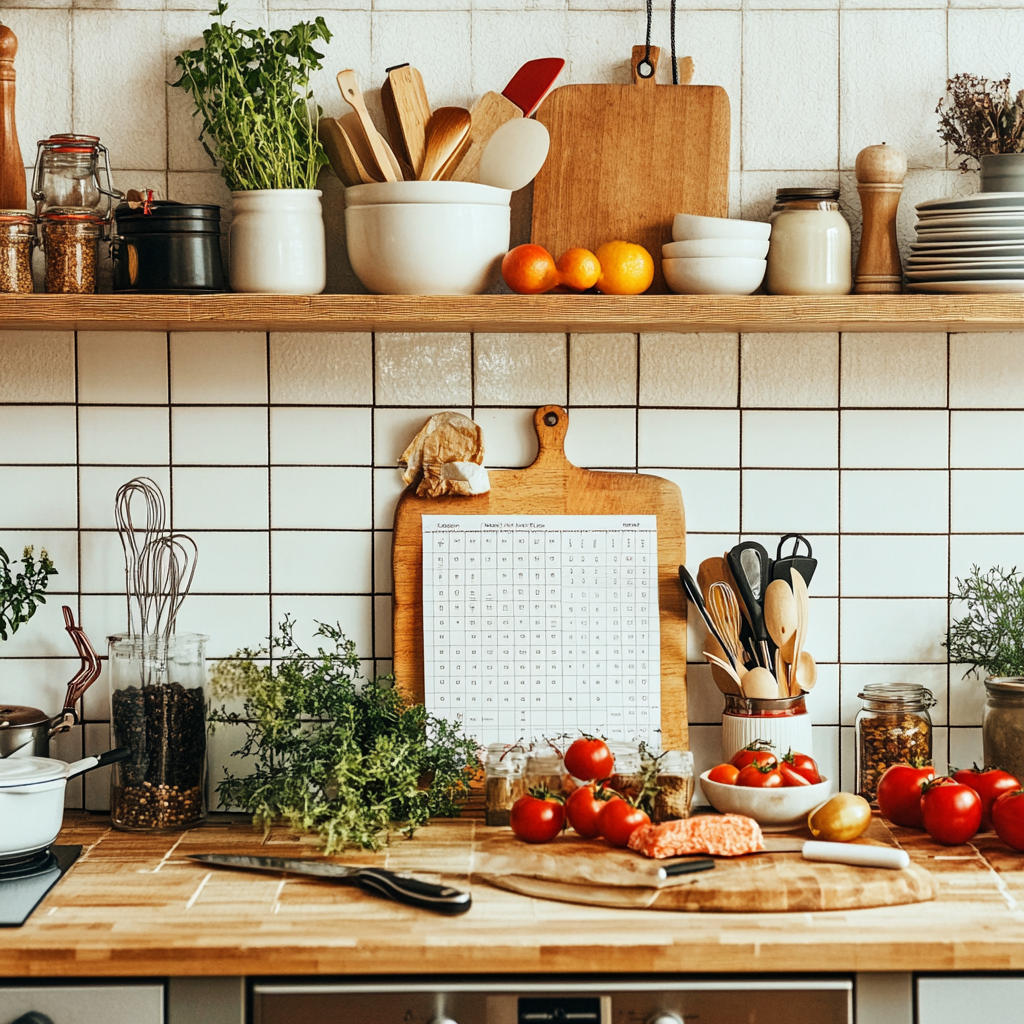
0, 747, 129, 857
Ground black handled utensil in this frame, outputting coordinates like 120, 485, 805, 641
726, 542, 772, 667
190, 854, 472, 915
771, 534, 817, 588
678, 565, 737, 670
658, 857, 716, 879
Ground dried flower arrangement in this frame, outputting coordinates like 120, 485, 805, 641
937, 73, 1024, 172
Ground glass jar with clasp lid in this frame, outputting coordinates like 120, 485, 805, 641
856, 683, 935, 802
31, 134, 122, 217
766, 187, 852, 295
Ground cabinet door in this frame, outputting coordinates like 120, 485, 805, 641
917, 977, 1024, 1024
0, 984, 164, 1024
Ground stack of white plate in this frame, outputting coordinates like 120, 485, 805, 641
907, 193, 1024, 293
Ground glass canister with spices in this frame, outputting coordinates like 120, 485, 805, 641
0, 211, 35, 293
523, 746, 570, 797
40, 210, 102, 293
856, 683, 935, 801
651, 749, 694, 822
484, 742, 527, 826
608, 741, 644, 801
766, 187, 852, 295
983, 678, 1024, 784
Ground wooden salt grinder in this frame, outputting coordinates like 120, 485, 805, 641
0, 24, 25, 211
854, 143, 907, 294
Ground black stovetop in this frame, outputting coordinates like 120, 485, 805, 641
0, 845, 81, 927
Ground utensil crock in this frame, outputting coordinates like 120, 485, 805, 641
721, 692, 813, 763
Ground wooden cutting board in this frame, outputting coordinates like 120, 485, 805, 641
391, 405, 688, 748
531, 46, 730, 294
473, 820, 936, 912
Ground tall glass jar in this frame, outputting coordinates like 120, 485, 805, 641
31, 134, 118, 215
484, 743, 527, 826
983, 678, 1024, 783
653, 749, 694, 822
0, 211, 35, 293
608, 742, 644, 801
856, 683, 935, 802
108, 633, 208, 831
41, 211, 101, 293
766, 187, 852, 295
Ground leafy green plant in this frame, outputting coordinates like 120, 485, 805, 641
172, 2, 332, 191
946, 565, 1024, 678
209, 617, 480, 852
0, 546, 57, 642
937, 73, 1024, 172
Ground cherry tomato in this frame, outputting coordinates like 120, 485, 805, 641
784, 749, 821, 785
565, 784, 610, 838
564, 737, 615, 781
920, 776, 982, 846
510, 793, 565, 844
876, 763, 936, 828
599, 798, 650, 848
736, 762, 784, 788
779, 762, 812, 787
991, 789, 1024, 851
707, 763, 740, 785
731, 742, 778, 770
952, 765, 1021, 831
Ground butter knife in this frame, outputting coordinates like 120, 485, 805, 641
189, 854, 472, 915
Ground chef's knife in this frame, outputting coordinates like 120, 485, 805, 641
658, 857, 716, 880
189, 854, 472, 915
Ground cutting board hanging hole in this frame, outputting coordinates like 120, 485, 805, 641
631, 46, 660, 86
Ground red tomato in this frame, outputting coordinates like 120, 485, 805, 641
991, 789, 1024, 851
779, 762, 812, 787
876, 763, 936, 828
736, 762, 784, 788
565, 784, 609, 839
564, 737, 615, 781
952, 766, 1021, 831
730, 743, 778, 770
920, 777, 982, 846
600, 798, 650, 848
707, 763, 740, 785
510, 793, 565, 844
784, 749, 821, 784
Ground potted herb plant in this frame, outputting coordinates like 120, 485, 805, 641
173, 3, 332, 294
937, 74, 1024, 191
946, 566, 1024, 780
0, 546, 57, 643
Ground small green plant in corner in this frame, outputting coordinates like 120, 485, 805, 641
209, 617, 480, 852
946, 565, 1024, 678
0, 546, 57, 642
937, 74, 1024, 172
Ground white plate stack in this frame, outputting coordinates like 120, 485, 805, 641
907, 193, 1024, 293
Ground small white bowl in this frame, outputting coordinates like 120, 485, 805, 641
663, 256, 767, 295
663, 237, 769, 260
699, 771, 834, 830
345, 180, 512, 207
673, 213, 772, 242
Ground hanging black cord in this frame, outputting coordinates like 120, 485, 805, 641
670, 0, 678, 84
637, 0, 654, 79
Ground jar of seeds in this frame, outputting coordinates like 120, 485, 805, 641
484, 743, 527, 826
0, 211, 35, 293
652, 749, 694, 822
40, 210, 101, 293
108, 632, 208, 831
608, 742, 644, 801
856, 682, 935, 802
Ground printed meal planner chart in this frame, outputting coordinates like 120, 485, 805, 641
421, 515, 661, 746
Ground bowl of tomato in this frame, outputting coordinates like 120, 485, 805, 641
699, 764, 834, 830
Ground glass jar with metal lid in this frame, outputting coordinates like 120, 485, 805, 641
766, 186, 852, 295
31, 134, 121, 216
40, 210, 102, 294
983, 678, 1024, 784
484, 742, 527, 826
856, 683, 935, 801
0, 210, 35, 293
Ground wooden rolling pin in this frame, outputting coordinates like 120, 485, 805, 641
854, 143, 907, 294
0, 23, 25, 210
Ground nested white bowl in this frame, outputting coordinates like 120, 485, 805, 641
699, 771, 834, 830
344, 180, 512, 208
663, 256, 767, 295
673, 213, 772, 242
663, 237, 769, 260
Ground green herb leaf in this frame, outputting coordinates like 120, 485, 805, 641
946, 565, 1024, 678
0, 546, 57, 643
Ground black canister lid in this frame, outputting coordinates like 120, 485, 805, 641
776, 187, 840, 201
115, 200, 221, 221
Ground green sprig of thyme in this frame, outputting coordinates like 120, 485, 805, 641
946, 565, 1024, 679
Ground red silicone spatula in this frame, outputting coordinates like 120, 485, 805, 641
502, 57, 565, 116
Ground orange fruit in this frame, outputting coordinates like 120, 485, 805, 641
594, 240, 654, 295
556, 247, 601, 291
502, 244, 559, 294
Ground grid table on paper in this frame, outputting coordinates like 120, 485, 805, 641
421, 514, 661, 747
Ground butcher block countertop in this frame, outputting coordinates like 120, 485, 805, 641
4, 812, 1024, 977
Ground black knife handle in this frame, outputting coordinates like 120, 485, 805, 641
659, 857, 716, 879
355, 868, 472, 915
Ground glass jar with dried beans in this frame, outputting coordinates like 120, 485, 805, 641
40, 210, 101, 293
484, 743, 527, 826
856, 683, 935, 802
652, 749, 695, 822
0, 211, 35, 293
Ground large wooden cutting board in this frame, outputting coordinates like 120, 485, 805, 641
531, 46, 730, 294
391, 405, 688, 749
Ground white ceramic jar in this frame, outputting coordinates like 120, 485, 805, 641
720, 693, 813, 764
229, 189, 326, 294
765, 187, 851, 295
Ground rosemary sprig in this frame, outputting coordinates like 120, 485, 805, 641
946, 565, 1024, 679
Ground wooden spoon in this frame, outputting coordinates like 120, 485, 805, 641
318, 117, 374, 186
420, 107, 472, 181
774, 648, 789, 699
742, 667, 779, 700
337, 69, 397, 182
789, 568, 811, 698
703, 651, 744, 695
794, 651, 817, 692
764, 579, 797, 661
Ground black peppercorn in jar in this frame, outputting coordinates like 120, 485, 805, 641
41, 210, 101, 293
856, 682, 935, 802
0, 211, 35, 293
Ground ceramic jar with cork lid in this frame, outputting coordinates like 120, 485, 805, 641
765, 187, 852, 295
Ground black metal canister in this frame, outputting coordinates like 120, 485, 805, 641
112, 201, 225, 293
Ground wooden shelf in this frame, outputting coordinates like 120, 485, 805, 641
2, 293, 1024, 333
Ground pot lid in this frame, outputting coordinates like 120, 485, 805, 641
0, 705, 50, 728
0, 755, 67, 787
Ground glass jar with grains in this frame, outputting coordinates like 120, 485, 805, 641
40, 210, 101, 294
608, 742, 644, 802
484, 743, 527, 826
766, 187, 852, 295
0, 211, 35, 293
983, 678, 1024, 785
856, 683, 935, 802
652, 749, 695, 823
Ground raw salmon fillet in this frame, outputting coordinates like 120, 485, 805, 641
628, 814, 765, 858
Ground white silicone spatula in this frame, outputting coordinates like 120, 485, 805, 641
476, 117, 550, 191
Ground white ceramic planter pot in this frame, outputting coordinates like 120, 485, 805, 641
980, 154, 1024, 193
229, 189, 326, 294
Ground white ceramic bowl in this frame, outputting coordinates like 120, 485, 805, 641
663, 237, 769, 260
699, 771, 834, 830
345, 180, 512, 208
345, 201, 511, 295
663, 256, 767, 295
673, 213, 772, 242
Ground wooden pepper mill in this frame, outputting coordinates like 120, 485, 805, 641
0, 23, 26, 211
854, 143, 907, 294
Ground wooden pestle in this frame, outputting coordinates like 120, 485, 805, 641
854, 143, 907, 294
0, 24, 25, 211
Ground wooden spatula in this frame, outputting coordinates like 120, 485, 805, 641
318, 117, 373, 186
419, 107, 471, 181
381, 64, 431, 179
337, 69, 397, 183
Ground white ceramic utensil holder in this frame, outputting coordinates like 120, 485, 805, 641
229, 189, 326, 294
721, 693, 813, 763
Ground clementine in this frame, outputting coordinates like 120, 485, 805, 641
556, 247, 601, 292
502, 244, 559, 294
594, 240, 654, 295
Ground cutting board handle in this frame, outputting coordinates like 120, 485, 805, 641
532, 405, 570, 467
631, 45, 660, 87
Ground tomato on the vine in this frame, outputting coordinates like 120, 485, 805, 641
920, 776, 982, 846
952, 765, 1020, 831
565, 784, 611, 838
876, 763, 936, 828
599, 798, 650, 848
564, 736, 615, 781
991, 789, 1024, 851
510, 792, 565, 844
736, 762, 783, 788
783, 749, 821, 784
779, 762, 812, 787
731, 742, 778, 771
707, 763, 740, 785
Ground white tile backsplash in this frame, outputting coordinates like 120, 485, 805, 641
742, 410, 838, 469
